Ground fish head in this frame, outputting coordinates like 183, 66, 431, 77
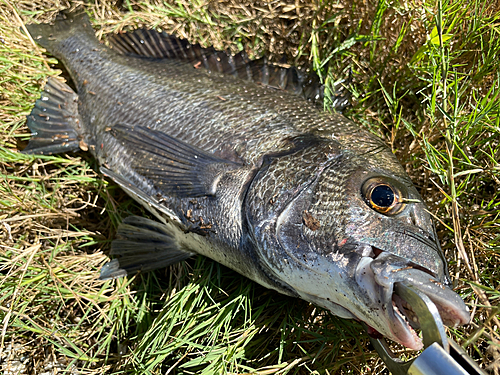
246, 141, 469, 350
336, 167, 470, 349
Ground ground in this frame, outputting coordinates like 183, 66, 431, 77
0, 0, 499, 374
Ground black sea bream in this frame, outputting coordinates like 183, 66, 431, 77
24, 8, 469, 350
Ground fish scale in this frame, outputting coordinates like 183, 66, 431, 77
23, 8, 470, 351
309, 166, 353, 241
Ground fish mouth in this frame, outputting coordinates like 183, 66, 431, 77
357, 250, 470, 350
385, 287, 426, 349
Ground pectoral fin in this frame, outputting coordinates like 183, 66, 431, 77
109, 124, 241, 197
99, 216, 193, 280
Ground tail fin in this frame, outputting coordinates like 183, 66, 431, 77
23, 78, 83, 155
25, 8, 96, 56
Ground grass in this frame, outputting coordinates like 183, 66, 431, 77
0, 0, 499, 374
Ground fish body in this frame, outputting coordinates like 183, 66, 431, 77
24, 9, 469, 350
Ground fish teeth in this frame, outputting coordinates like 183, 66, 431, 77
393, 295, 415, 327
392, 298, 422, 347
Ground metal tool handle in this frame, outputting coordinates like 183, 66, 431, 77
408, 341, 470, 375
369, 283, 486, 375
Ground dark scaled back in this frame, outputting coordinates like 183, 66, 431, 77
107, 29, 350, 112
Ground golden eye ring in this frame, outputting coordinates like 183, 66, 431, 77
361, 178, 405, 215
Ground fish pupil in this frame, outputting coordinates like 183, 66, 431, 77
371, 185, 394, 207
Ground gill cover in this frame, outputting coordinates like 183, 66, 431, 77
245, 140, 362, 317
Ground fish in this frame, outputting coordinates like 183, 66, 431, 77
23, 8, 469, 350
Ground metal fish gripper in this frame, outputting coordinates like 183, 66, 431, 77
369, 283, 487, 375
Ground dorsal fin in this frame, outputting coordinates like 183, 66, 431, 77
107, 29, 349, 111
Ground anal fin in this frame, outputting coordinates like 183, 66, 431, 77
99, 216, 193, 280
23, 78, 83, 155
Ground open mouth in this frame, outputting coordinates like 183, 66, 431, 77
358, 249, 470, 350
390, 288, 423, 349
366, 291, 422, 348
393, 292, 419, 329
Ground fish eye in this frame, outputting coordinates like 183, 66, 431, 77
361, 177, 404, 215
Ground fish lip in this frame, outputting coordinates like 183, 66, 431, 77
358, 251, 470, 350
393, 274, 470, 327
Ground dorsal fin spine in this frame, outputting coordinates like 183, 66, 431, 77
138, 30, 156, 56
164, 35, 177, 59
145, 30, 163, 57
157, 33, 172, 58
